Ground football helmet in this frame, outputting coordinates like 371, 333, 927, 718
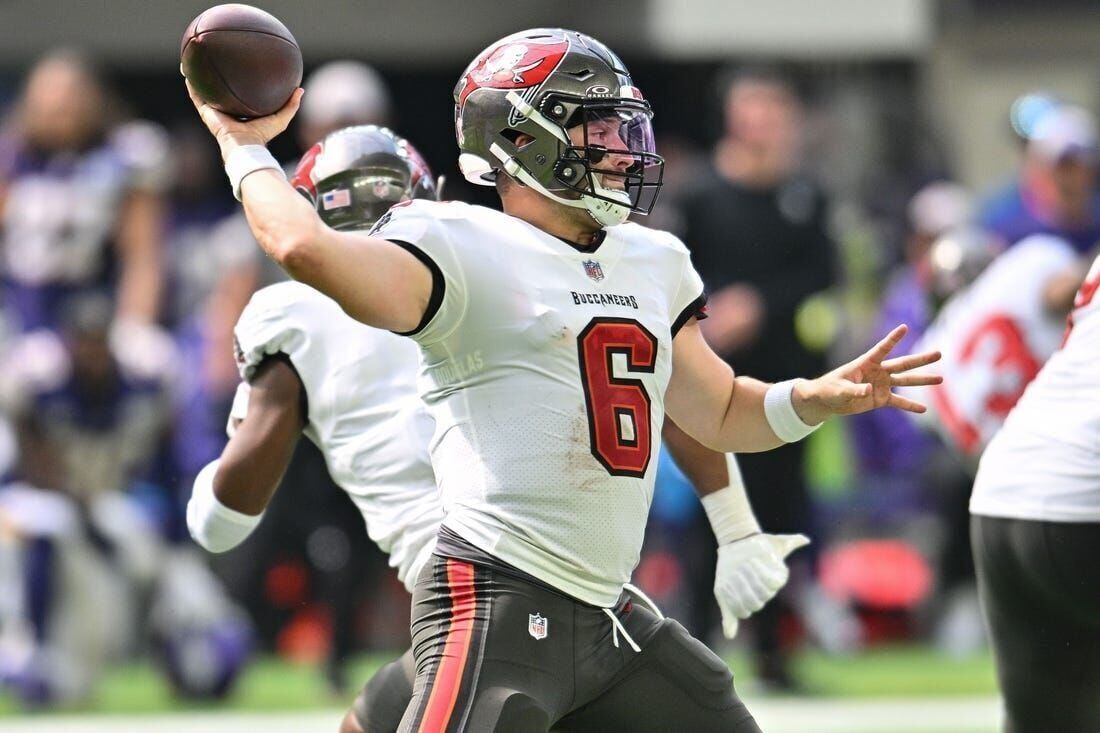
454, 28, 663, 227
927, 226, 1002, 304
291, 125, 439, 231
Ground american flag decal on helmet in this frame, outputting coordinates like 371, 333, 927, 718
582, 259, 605, 282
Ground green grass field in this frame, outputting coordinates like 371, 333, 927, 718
0, 644, 998, 716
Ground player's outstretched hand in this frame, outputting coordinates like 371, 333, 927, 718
715, 533, 810, 639
186, 80, 303, 156
793, 324, 941, 425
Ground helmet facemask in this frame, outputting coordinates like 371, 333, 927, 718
493, 91, 664, 227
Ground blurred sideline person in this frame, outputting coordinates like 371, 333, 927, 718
0, 50, 167, 333
980, 103, 1100, 254
163, 125, 262, 521
187, 27, 939, 731
188, 125, 808, 732
298, 61, 394, 152
969, 251, 1100, 731
851, 182, 976, 518
672, 65, 839, 689
0, 295, 249, 705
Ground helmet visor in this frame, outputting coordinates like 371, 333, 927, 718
315, 169, 412, 231
558, 100, 664, 215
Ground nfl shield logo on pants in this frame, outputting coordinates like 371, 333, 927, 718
528, 613, 548, 640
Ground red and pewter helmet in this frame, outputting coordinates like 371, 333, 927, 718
291, 125, 440, 231
454, 28, 663, 227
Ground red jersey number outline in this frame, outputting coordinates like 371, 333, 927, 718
932, 312, 1040, 454
577, 318, 657, 478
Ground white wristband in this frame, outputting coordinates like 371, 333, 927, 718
700, 455, 761, 544
186, 459, 263, 553
224, 144, 284, 201
764, 379, 821, 443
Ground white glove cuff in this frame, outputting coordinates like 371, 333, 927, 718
701, 481, 761, 545
764, 379, 821, 443
186, 459, 263, 553
224, 144, 284, 201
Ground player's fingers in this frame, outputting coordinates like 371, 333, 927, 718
888, 392, 927, 413
890, 373, 943, 388
835, 380, 871, 401
269, 87, 304, 126
882, 349, 941, 373
721, 613, 740, 640
864, 324, 909, 363
184, 79, 208, 113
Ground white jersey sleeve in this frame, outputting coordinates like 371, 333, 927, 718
663, 232, 707, 335
233, 281, 335, 423
369, 200, 468, 345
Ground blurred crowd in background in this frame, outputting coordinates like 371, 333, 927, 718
0, 3, 1098, 710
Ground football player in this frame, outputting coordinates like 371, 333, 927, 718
970, 251, 1100, 731
0, 50, 167, 333
189, 124, 807, 732
187, 28, 940, 732
907, 228, 1089, 460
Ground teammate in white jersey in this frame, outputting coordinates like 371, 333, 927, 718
911, 231, 1083, 459
187, 28, 940, 732
188, 124, 806, 733
970, 250, 1100, 732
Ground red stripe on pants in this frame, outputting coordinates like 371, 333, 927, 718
418, 559, 477, 733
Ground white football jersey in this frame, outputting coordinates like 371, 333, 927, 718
371, 200, 706, 607
910, 235, 1076, 456
233, 281, 440, 590
971, 250, 1100, 522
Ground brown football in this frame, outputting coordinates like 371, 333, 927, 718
180, 4, 303, 119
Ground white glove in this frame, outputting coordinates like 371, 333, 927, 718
715, 532, 810, 639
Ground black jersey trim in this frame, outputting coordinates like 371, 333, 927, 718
388, 239, 445, 337
555, 228, 607, 253
671, 293, 708, 338
249, 352, 309, 428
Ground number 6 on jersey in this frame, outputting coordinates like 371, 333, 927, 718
577, 318, 657, 477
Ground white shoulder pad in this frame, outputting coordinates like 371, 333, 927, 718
232, 281, 351, 409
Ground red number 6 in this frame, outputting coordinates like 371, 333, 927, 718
577, 318, 657, 477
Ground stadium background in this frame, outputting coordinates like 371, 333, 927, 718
0, 1, 1097, 731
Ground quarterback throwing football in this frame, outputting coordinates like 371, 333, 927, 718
188, 28, 940, 733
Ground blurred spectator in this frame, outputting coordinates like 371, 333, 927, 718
673, 66, 838, 690
298, 61, 393, 151
0, 50, 169, 333
980, 103, 1100, 253
0, 294, 172, 704
162, 126, 259, 524
851, 181, 974, 485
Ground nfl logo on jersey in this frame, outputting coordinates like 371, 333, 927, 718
582, 259, 605, 282
528, 613, 548, 640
